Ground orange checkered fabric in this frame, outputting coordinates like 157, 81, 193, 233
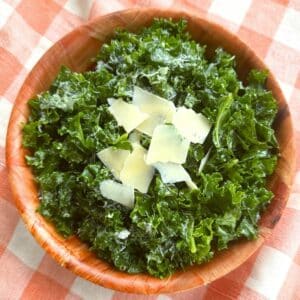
0, 1, 300, 299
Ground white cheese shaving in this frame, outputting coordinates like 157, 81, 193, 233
116, 229, 130, 239
172, 106, 211, 144
133, 86, 176, 136
186, 181, 198, 190
154, 162, 190, 183
136, 114, 165, 136
128, 130, 141, 144
154, 162, 197, 189
97, 147, 130, 180
146, 124, 190, 164
100, 180, 134, 208
198, 147, 212, 173
120, 144, 154, 193
108, 98, 149, 133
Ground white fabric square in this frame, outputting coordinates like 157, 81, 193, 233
0, 98, 13, 148
278, 80, 294, 103
287, 193, 300, 210
71, 277, 114, 300
157, 296, 172, 300
64, 0, 94, 20
93, 0, 125, 15
209, 0, 251, 25
294, 171, 300, 187
24, 36, 53, 70
146, 0, 174, 8
0, 1, 13, 29
7, 220, 45, 269
275, 8, 300, 52
245, 245, 291, 299
5, 0, 22, 8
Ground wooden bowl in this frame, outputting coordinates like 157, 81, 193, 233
6, 8, 296, 294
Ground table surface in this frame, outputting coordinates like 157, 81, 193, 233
0, 0, 300, 299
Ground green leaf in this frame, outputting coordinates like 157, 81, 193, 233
111, 133, 133, 151
212, 93, 234, 148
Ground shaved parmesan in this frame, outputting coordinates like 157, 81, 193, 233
108, 98, 149, 133
116, 229, 130, 239
186, 181, 198, 190
137, 115, 165, 136
133, 86, 176, 136
199, 147, 212, 173
154, 162, 197, 189
154, 162, 190, 183
146, 125, 190, 164
100, 180, 134, 208
128, 131, 141, 144
107, 98, 115, 106
97, 147, 130, 180
120, 144, 154, 193
172, 106, 211, 144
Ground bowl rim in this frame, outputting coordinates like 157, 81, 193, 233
5, 7, 296, 294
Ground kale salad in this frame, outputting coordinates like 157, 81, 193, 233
23, 19, 279, 278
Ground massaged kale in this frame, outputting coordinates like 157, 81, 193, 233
23, 19, 278, 278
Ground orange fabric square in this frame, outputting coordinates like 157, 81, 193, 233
238, 286, 265, 300
0, 168, 13, 203
0, 244, 4, 258
295, 135, 300, 170
271, 0, 290, 6
20, 271, 69, 300
16, 0, 62, 35
295, 72, 300, 90
207, 252, 260, 300
38, 254, 76, 289
0, 48, 22, 95
238, 26, 273, 59
208, 277, 245, 299
225, 250, 260, 283
0, 147, 5, 165
0, 199, 19, 247
0, 249, 34, 299
171, 286, 207, 300
265, 208, 300, 257
203, 286, 234, 300
126, 0, 148, 4
242, 0, 286, 38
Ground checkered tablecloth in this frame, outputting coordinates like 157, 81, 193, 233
0, 0, 299, 299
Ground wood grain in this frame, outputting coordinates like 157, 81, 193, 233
5, 8, 296, 294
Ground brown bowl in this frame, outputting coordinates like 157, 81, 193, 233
6, 8, 296, 294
